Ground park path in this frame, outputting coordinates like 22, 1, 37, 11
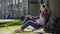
0, 19, 19, 23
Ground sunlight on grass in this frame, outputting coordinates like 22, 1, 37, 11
0, 20, 37, 34
0, 26, 37, 34
0, 20, 49, 34
0, 20, 24, 27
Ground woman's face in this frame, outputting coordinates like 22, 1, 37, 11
40, 5, 45, 12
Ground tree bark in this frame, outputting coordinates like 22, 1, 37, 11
49, 0, 60, 17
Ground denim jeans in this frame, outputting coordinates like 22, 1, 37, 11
21, 17, 42, 30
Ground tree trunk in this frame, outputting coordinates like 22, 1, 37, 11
45, 0, 60, 28
49, 0, 60, 17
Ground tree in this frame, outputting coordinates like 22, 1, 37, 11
48, 0, 60, 17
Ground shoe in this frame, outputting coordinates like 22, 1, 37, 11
33, 28, 45, 33
14, 28, 23, 33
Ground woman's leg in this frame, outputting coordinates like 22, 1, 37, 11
14, 19, 42, 33
24, 17, 35, 24
21, 20, 42, 30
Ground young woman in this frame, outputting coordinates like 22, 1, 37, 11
15, 4, 50, 33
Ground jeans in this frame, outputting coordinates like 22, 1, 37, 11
21, 17, 42, 30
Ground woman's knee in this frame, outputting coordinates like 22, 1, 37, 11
26, 15, 32, 18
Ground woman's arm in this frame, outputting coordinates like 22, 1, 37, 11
32, 16, 39, 19
26, 15, 39, 19
26, 15, 33, 19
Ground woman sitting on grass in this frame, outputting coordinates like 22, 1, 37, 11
15, 4, 50, 33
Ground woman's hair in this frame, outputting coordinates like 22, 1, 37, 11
40, 4, 49, 16
40, 4, 45, 8
40, 4, 48, 12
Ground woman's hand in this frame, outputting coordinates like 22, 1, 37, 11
26, 15, 32, 19
32, 16, 39, 19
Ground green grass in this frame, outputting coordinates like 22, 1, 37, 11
0, 20, 49, 34
0, 26, 49, 34
0, 20, 24, 27
0, 20, 37, 34
0, 26, 37, 34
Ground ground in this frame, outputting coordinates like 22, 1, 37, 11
0, 26, 37, 34
0, 26, 51, 34
0, 19, 50, 34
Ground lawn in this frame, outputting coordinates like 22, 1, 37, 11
0, 20, 37, 34
0, 26, 37, 34
0, 20, 23, 27
0, 20, 49, 34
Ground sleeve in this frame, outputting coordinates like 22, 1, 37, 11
32, 15, 40, 19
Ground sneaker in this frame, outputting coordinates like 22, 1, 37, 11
33, 28, 45, 33
14, 28, 23, 33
